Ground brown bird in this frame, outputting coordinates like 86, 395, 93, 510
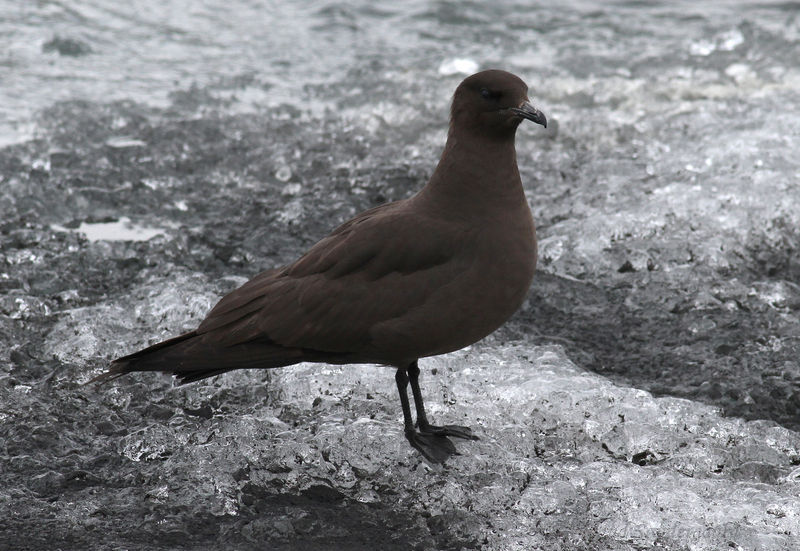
93, 69, 547, 463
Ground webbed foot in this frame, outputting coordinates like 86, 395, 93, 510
419, 423, 479, 441
405, 429, 458, 463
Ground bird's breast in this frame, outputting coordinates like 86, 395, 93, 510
367, 202, 537, 364
467, 207, 537, 325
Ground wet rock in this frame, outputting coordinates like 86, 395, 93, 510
42, 36, 92, 57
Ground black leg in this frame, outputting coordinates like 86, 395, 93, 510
395, 367, 415, 433
395, 365, 456, 463
408, 360, 478, 441
407, 360, 431, 428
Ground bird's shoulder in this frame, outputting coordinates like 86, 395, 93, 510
286, 197, 466, 279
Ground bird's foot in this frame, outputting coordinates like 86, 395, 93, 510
418, 422, 479, 441
405, 429, 458, 464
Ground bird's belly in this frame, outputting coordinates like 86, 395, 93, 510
429, 249, 535, 352
368, 230, 536, 364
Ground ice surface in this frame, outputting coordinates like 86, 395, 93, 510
2, 0, 800, 549
8, 341, 800, 549
43, 271, 219, 369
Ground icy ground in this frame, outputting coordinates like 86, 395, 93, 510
2, 1, 800, 550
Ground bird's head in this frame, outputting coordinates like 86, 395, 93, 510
450, 69, 547, 140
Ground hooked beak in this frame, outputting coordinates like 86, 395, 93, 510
509, 101, 547, 128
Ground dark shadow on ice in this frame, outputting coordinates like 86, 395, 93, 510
519, 258, 800, 431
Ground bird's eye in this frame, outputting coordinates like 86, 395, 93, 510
480, 88, 501, 101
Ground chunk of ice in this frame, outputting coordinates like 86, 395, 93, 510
438, 58, 480, 76
51, 217, 166, 242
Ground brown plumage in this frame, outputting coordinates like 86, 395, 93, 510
94, 69, 547, 462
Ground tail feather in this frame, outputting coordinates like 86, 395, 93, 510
87, 365, 129, 386
116, 331, 200, 363
90, 330, 309, 385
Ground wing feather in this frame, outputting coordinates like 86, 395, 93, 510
195, 200, 468, 356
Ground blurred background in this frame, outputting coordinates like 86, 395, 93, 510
1, 1, 800, 549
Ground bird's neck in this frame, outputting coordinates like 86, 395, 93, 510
417, 131, 525, 215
